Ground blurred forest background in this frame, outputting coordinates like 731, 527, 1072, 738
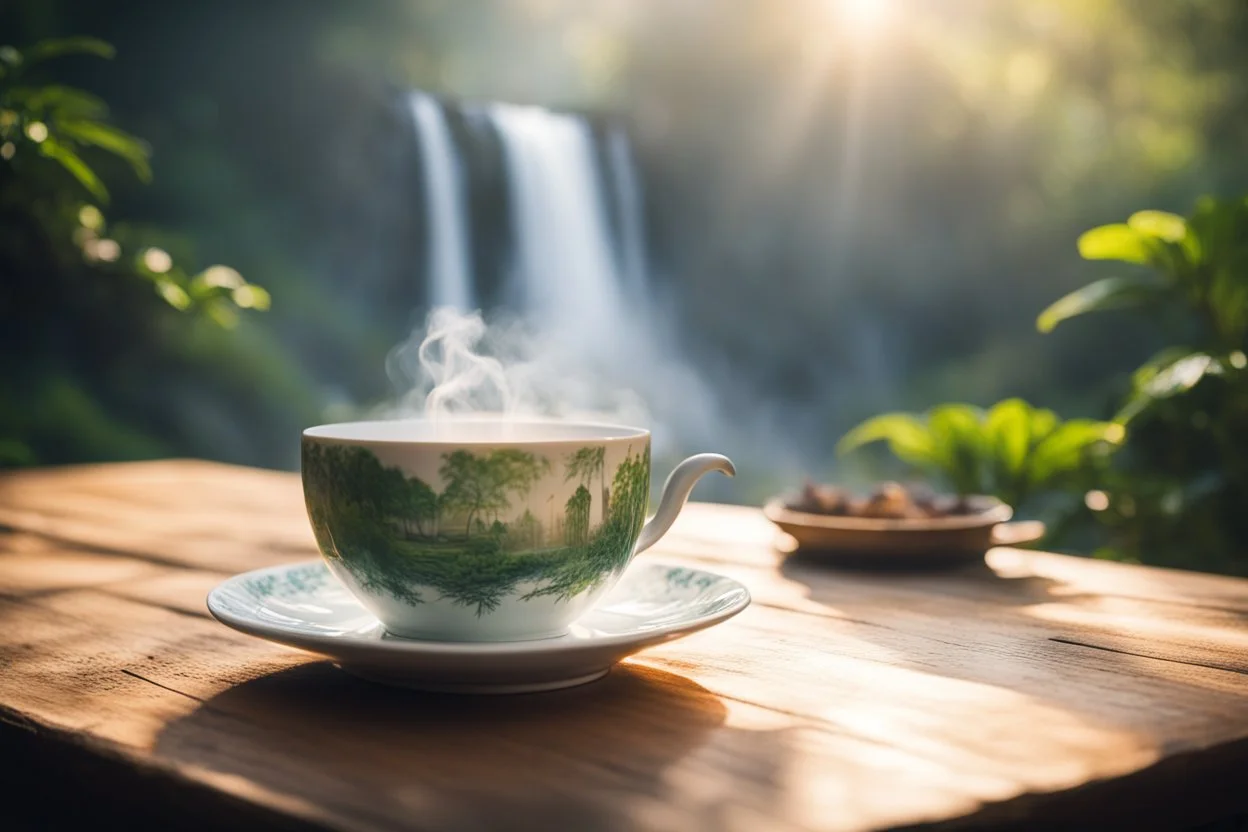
3, 0, 1248, 571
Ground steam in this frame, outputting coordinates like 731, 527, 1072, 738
378, 304, 819, 505
384, 306, 650, 429
376, 96, 819, 503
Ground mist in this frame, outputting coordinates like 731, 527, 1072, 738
379, 304, 810, 504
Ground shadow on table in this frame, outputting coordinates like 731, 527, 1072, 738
778, 548, 1077, 607
156, 660, 731, 828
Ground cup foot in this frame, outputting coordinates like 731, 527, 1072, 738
379, 625, 571, 643
337, 664, 610, 694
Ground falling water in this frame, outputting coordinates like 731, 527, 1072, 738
486, 103, 628, 354
405, 96, 728, 444
606, 127, 648, 299
409, 92, 474, 310
399, 93, 783, 497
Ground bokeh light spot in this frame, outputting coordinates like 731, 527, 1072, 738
142, 247, 173, 274
95, 239, 120, 262
200, 265, 244, 289
78, 205, 104, 230
1085, 490, 1110, 511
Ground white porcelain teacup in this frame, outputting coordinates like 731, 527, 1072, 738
302, 419, 734, 641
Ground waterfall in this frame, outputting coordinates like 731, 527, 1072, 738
605, 127, 648, 299
409, 92, 474, 310
486, 103, 628, 354
400, 93, 746, 486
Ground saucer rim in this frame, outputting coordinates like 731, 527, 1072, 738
206, 559, 751, 657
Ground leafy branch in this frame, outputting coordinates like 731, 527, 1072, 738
0, 36, 267, 323
1038, 197, 1248, 423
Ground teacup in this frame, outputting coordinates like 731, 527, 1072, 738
302, 419, 734, 641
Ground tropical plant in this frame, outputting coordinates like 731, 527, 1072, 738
1037, 196, 1248, 573
0, 37, 269, 323
1038, 198, 1248, 419
837, 399, 1123, 510
0, 36, 274, 467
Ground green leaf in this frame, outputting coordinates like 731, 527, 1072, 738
1128, 347, 1202, 389
836, 413, 935, 467
1036, 275, 1167, 333
984, 398, 1031, 476
927, 404, 985, 494
205, 300, 240, 328
56, 119, 151, 181
38, 137, 107, 201
1208, 267, 1248, 343
1028, 420, 1124, 485
1117, 350, 1224, 422
8, 84, 109, 119
24, 37, 115, 63
155, 279, 191, 311
1128, 210, 1187, 243
1077, 223, 1152, 264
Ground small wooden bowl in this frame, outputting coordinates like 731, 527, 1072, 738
763, 494, 1044, 569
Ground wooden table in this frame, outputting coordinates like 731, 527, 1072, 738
2, 460, 1247, 831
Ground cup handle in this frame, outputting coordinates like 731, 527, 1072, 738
633, 454, 735, 555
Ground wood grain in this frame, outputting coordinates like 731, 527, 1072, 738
2, 460, 1247, 831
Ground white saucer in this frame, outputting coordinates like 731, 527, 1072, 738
207, 559, 750, 694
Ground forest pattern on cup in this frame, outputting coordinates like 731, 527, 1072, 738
302, 442, 650, 615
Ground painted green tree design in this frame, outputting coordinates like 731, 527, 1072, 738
439, 449, 550, 538
511, 509, 541, 550
487, 449, 551, 514
302, 441, 652, 617
565, 445, 607, 523
405, 476, 439, 537
438, 450, 496, 538
609, 444, 651, 533
565, 485, 591, 545
521, 444, 652, 603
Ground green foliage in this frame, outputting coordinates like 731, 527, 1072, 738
838, 399, 1123, 508
1039, 196, 1248, 573
1036, 276, 1168, 334
1, 37, 148, 201
1039, 199, 1248, 351
0, 35, 283, 468
0, 37, 269, 322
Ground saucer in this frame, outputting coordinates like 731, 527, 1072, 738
207, 560, 750, 694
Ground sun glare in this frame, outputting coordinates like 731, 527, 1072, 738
835, 0, 893, 36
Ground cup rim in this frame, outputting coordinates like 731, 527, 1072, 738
303, 417, 651, 446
